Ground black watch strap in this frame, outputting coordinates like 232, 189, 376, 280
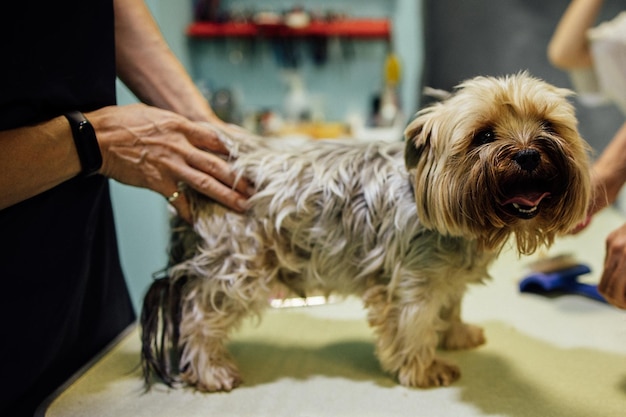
64, 111, 102, 177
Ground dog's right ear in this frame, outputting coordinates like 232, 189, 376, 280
404, 117, 430, 170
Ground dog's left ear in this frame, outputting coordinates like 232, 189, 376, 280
404, 116, 430, 170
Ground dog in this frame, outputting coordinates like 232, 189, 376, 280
141, 73, 591, 391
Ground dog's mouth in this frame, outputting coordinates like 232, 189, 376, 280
501, 191, 551, 219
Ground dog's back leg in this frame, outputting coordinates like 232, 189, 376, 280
178, 272, 272, 392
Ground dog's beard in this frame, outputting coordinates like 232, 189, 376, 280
406, 73, 591, 254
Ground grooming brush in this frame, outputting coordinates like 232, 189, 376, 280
519, 254, 606, 303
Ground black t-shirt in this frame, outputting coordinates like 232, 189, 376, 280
0, 2, 136, 416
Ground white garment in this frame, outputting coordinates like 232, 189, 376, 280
569, 12, 626, 115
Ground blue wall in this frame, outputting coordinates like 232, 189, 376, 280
187, 0, 422, 125
112, 0, 423, 312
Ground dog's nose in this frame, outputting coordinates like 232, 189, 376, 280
513, 149, 540, 172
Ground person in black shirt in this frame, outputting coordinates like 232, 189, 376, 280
0, 1, 251, 415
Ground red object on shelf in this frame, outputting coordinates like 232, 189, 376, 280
186, 19, 391, 39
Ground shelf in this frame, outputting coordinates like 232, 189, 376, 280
187, 19, 391, 39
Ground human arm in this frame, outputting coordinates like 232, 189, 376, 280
108, 0, 253, 220
547, 0, 605, 69
0, 117, 82, 210
588, 122, 626, 216
569, 121, 626, 233
113, 0, 218, 123
0, 108, 249, 221
0, 0, 251, 220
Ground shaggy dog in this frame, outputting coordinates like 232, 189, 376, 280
141, 73, 590, 391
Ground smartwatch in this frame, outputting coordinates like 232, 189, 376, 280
64, 111, 102, 177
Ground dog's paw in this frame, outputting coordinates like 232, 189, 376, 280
398, 357, 460, 388
182, 361, 242, 392
440, 322, 486, 350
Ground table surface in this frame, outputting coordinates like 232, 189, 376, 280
40, 208, 626, 417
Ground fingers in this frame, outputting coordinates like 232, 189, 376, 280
598, 271, 626, 309
570, 214, 592, 234
176, 120, 255, 212
183, 167, 250, 213
154, 118, 253, 218
164, 185, 192, 223
186, 121, 231, 156
599, 225, 626, 309
161, 149, 251, 219
185, 148, 253, 196
571, 169, 615, 235
164, 178, 247, 223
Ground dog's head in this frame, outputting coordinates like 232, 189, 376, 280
405, 73, 590, 254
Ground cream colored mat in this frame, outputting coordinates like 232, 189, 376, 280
43, 209, 626, 417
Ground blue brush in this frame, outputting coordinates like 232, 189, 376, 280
519, 255, 606, 303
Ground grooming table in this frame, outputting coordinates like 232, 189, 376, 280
38, 208, 626, 417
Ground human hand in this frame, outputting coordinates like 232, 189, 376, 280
87, 103, 252, 222
570, 172, 612, 234
598, 222, 626, 309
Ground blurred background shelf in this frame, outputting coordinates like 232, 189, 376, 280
187, 19, 391, 38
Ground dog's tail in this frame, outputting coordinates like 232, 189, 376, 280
140, 273, 187, 388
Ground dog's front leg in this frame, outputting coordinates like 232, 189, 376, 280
364, 285, 461, 388
439, 293, 486, 350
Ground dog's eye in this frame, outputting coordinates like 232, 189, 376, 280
542, 120, 557, 134
473, 129, 496, 146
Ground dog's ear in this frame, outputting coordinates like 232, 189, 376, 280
404, 116, 430, 170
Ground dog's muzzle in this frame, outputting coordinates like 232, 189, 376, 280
501, 191, 551, 219
498, 149, 557, 219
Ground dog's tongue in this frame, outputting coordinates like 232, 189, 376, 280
502, 192, 550, 207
